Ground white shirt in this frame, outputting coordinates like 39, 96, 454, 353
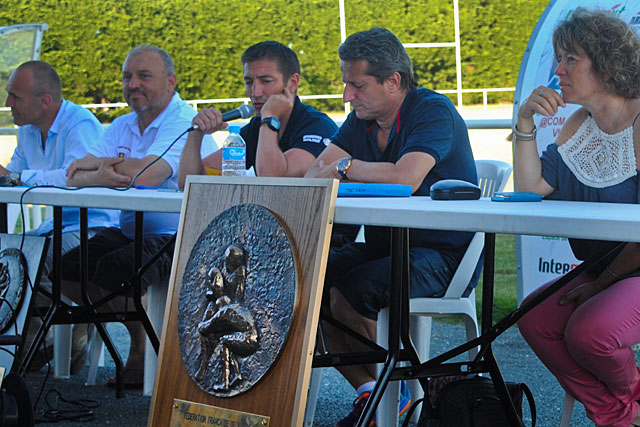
7, 99, 118, 235
90, 92, 213, 237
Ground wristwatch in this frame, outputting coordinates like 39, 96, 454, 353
260, 116, 281, 132
336, 157, 353, 180
0, 172, 21, 187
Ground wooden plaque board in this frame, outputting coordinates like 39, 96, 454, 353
149, 176, 337, 426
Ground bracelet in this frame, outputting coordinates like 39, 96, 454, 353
604, 266, 618, 280
513, 125, 537, 142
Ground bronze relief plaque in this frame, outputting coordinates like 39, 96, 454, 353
0, 248, 26, 334
177, 203, 298, 397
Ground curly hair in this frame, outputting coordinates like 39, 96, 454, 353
553, 7, 640, 99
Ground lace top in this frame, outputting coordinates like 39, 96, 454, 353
557, 115, 636, 188
540, 114, 640, 263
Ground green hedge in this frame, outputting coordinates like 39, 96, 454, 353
0, 0, 548, 118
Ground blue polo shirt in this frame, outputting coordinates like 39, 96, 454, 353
240, 96, 337, 168
332, 87, 477, 255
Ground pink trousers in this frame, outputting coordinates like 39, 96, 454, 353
518, 271, 640, 427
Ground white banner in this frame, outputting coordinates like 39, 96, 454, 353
514, 0, 640, 303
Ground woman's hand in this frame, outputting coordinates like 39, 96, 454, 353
517, 86, 566, 132
558, 280, 607, 307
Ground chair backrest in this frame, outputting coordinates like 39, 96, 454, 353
475, 159, 512, 197
440, 160, 512, 299
442, 230, 485, 299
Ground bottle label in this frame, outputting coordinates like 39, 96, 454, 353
222, 147, 246, 162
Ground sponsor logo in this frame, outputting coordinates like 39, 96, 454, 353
322, 138, 331, 145
610, 4, 626, 16
117, 145, 131, 158
539, 115, 566, 137
539, 116, 565, 128
302, 134, 323, 143
541, 236, 567, 241
546, 70, 560, 91
538, 257, 578, 274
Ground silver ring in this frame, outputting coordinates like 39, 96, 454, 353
538, 89, 545, 96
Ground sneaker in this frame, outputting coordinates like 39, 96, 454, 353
399, 380, 411, 418
337, 391, 374, 427
337, 382, 412, 427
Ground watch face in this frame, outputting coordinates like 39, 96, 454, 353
262, 117, 280, 131
338, 157, 350, 171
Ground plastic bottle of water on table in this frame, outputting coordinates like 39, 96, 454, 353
222, 125, 246, 176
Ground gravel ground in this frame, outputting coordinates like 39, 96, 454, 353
21, 320, 605, 426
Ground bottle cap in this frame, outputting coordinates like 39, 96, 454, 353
228, 125, 241, 133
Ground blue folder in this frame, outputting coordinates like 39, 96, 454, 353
337, 183, 412, 198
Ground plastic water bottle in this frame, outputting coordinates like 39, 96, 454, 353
222, 125, 246, 176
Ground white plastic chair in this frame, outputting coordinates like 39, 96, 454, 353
19, 204, 79, 379
84, 280, 168, 395
376, 159, 512, 426
7, 204, 32, 234
7, 203, 79, 378
475, 159, 512, 195
304, 160, 513, 426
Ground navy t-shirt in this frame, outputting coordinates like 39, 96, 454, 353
240, 96, 337, 168
332, 87, 477, 255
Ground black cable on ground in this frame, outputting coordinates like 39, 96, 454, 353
35, 389, 97, 423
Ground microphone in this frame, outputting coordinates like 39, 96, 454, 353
222, 104, 254, 121
188, 104, 254, 132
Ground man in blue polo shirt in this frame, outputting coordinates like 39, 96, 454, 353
178, 40, 338, 181
305, 27, 479, 426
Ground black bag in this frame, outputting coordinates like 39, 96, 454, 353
418, 376, 536, 427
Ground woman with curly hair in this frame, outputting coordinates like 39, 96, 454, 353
516, 8, 640, 427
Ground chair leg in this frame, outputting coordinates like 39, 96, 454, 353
304, 368, 323, 426
463, 315, 479, 360
376, 308, 400, 427
53, 324, 72, 378
559, 392, 575, 427
408, 316, 431, 423
144, 282, 169, 396
85, 326, 104, 386
378, 380, 400, 427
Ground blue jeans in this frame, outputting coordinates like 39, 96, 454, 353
325, 242, 465, 320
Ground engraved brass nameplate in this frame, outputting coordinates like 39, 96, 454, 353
170, 398, 269, 426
